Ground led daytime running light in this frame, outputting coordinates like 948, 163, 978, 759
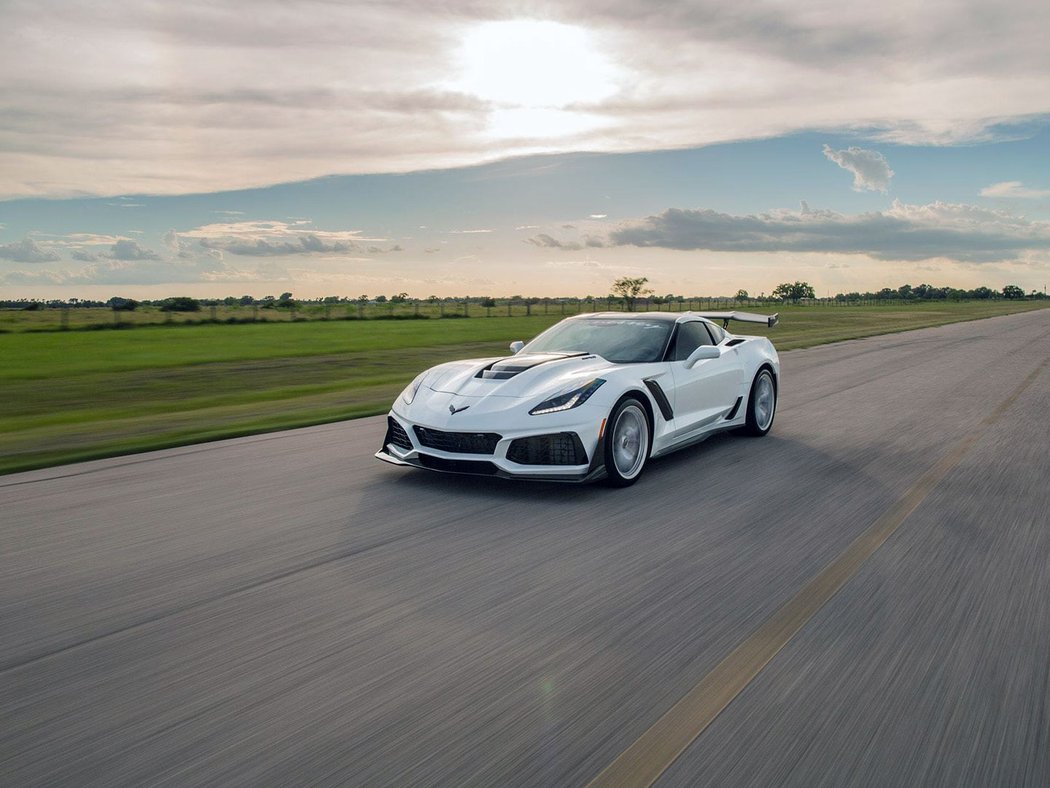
530, 378, 605, 415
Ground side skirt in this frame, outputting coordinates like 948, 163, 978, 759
651, 421, 740, 459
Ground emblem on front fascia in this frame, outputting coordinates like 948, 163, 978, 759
449, 403, 470, 415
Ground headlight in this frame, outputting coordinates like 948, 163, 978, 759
529, 379, 605, 415
400, 372, 428, 405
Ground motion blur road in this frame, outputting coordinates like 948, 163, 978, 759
3, 309, 1049, 786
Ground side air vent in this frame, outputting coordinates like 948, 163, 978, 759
724, 396, 743, 420
643, 379, 674, 421
725, 338, 747, 347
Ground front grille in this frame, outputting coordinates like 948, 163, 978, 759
418, 454, 499, 475
413, 426, 502, 455
507, 433, 586, 466
385, 417, 412, 450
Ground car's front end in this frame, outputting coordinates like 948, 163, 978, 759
375, 351, 634, 481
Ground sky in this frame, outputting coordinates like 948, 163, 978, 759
1, 0, 1049, 300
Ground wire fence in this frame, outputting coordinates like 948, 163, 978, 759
0, 295, 1020, 333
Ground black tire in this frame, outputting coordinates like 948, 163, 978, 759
603, 397, 651, 487
741, 368, 777, 437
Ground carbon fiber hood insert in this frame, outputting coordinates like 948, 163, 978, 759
477, 352, 589, 380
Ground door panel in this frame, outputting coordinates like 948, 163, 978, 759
668, 321, 744, 434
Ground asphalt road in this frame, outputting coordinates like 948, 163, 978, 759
3, 309, 1049, 786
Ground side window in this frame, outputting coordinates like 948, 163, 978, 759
673, 321, 715, 361
707, 322, 725, 344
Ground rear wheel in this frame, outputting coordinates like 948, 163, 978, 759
742, 368, 777, 436
603, 397, 651, 487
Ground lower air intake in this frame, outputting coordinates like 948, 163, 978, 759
414, 426, 502, 454
507, 433, 586, 466
386, 417, 413, 450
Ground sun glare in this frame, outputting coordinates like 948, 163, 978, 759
449, 19, 621, 137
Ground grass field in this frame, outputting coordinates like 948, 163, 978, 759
2, 300, 1047, 474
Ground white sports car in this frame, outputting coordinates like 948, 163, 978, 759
376, 311, 780, 486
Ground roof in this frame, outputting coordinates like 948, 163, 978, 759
567, 311, 691, 323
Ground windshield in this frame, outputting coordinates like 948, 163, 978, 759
523, 318, 673, 363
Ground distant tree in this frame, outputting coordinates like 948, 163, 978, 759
278, 292, 293, 303
972, 286, 994, 299
480, 297, 496, 308
1002, 284, 1025, 300
772, 281, 815, 301
375, 294, 388, 303
158, 296, 200, 312
390, 292, 409, 303
735, 289, 749, 301
611, 276, 653, 311
107, 296, 139, 311
897, 284, 913, 299
239, 295, 255, 306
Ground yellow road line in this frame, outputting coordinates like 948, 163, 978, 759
588, 358, 1048, 788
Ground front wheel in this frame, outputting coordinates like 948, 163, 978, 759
603, 397, 651, 487
741, 369, 777, 437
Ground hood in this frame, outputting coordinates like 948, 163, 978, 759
423, 352, 613, 400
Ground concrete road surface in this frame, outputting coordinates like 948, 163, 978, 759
2, 309, 1049, 786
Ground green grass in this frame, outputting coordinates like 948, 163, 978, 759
1, 301, 1047, 475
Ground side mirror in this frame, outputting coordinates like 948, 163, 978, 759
684, 345, 721, 368
509, 340, 525, 354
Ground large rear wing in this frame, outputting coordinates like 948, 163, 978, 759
694, 311, 779, 329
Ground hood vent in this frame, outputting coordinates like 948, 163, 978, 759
476, 352, 588, 380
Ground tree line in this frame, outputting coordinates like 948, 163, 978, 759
2, 280, 1044, 313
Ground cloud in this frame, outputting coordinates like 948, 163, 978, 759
176, 220, 377, 256
5, 0, 1049, 198
3, 256, 262, 287
822, 145, 894, 192
527, 232, 605, 250
448, 229, 494, 234
544, 259, 609, 269
528, 233, 583, 251
72, 250, 99, 262
980, 181, 1050, 199
204, 236, 356, 256
607, 201, 1050, 263
107, 239, 161, 260
0, 238, 61, 263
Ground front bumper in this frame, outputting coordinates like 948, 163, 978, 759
375, 413, 607, 483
